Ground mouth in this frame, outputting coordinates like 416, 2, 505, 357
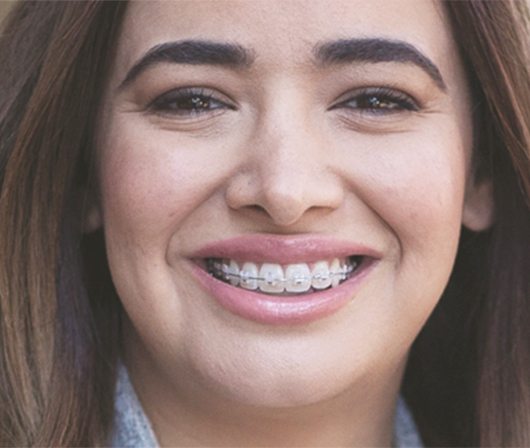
189, 235, 380, 324
204, 255, 364, 296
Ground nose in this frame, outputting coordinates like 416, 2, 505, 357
225, 112, 344, 227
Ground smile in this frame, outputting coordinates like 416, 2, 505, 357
189, 235, 381, 325
206, 257, 362, 295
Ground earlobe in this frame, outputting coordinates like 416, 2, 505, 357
462, 179, 494, 231
81, 188, 102, 234
82, 205, 102, 233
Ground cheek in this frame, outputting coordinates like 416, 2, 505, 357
342, 122, 468, 252
377, 143, 465, 300
95, 117, 239, 328
376, 146, 465, 251
338, 125, 469, 335
97, 119, 234, 251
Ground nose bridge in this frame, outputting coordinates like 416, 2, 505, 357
227, 84, 344, 227
256, 75, 320, 161
257, 108, 319, 195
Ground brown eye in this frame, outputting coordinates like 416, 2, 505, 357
357, 95, 402, 110
333, 87, 419, 115
149, 87, 235, 117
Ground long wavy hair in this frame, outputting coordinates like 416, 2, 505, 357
0, 1, 529, 446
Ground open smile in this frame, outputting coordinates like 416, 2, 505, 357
206, 256, 363, 295
189, 235, 380, 324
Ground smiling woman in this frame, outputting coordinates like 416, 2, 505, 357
0, 1, 529, 447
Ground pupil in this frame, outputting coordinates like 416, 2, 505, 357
368, 96, 381, 107
360, 95, 399, 110
190, 96, 208, 109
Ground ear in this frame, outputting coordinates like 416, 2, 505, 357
81, 189, 102, 234
462, 178, 494, 231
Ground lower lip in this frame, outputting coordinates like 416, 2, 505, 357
189, 260, 377, 325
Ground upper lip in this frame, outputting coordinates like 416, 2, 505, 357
190, 234, 382, 264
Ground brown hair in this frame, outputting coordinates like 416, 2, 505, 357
0, 1, 528, 446
404, 1, 530, 446
0, 2, 126, 445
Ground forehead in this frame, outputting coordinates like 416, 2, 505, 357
115, 0, 455, 77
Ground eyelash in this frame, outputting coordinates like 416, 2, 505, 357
147, 86, 419, 118
331, 87, 419, 115
148, 87, 235, 117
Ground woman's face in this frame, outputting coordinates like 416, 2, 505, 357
93, 0, 489, 409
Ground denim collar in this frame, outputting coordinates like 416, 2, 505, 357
111, 363, 423, 447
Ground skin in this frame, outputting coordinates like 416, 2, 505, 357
90, 1, 493, 446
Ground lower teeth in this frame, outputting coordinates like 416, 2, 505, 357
206, 257, 361, 295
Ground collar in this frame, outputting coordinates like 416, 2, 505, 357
111, 363, 423, 447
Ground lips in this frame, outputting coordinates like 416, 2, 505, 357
189, 235, 381, 325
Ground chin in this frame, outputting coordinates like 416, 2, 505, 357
183, 341, 381, 410
202, 370, 346, 409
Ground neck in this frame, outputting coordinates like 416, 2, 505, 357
149, 389, 398, 447
123, 343, 404, 447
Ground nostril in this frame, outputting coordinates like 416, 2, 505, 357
248, 204, 266, 214
229, 203, 271, 221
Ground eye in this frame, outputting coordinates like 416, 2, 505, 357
332, 87, 419, 115
148, 87, 236, 118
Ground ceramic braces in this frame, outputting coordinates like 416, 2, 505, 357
207, 259, 358, 286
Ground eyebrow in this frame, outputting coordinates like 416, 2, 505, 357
313, 38, 447, 91
119, 37, 447, 92
119, 40, 254, 89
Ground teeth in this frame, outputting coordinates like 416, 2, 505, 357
330, 259, 342, 288
285, 264, 312, 293
208, 256, 360, 295
258, 264, 285, 293
227, 260, 240, 286
311, 261, 332, 290
239, 262, 258, 290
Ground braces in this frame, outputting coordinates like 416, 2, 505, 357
207, 259, 358, 285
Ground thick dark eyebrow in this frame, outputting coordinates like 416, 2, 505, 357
119, 40, 254, 89
314, 38, 447, 91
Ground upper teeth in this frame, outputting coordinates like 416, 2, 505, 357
208, 258, 358, 294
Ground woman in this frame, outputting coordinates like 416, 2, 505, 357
0, 1, 529, 446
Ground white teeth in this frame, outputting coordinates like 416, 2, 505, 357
329, 259, 342, 288
311, 261, 332, 290
240, 262, 258, 290
285, 264, 312, 293
210, 257, 359, 294
258, 263, 285, 293
227, 260, 240, 286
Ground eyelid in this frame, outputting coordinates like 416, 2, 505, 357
147, 86, 237, 113
331, 86, 421, 112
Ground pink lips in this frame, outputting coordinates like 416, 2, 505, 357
189, 235, 381, 325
